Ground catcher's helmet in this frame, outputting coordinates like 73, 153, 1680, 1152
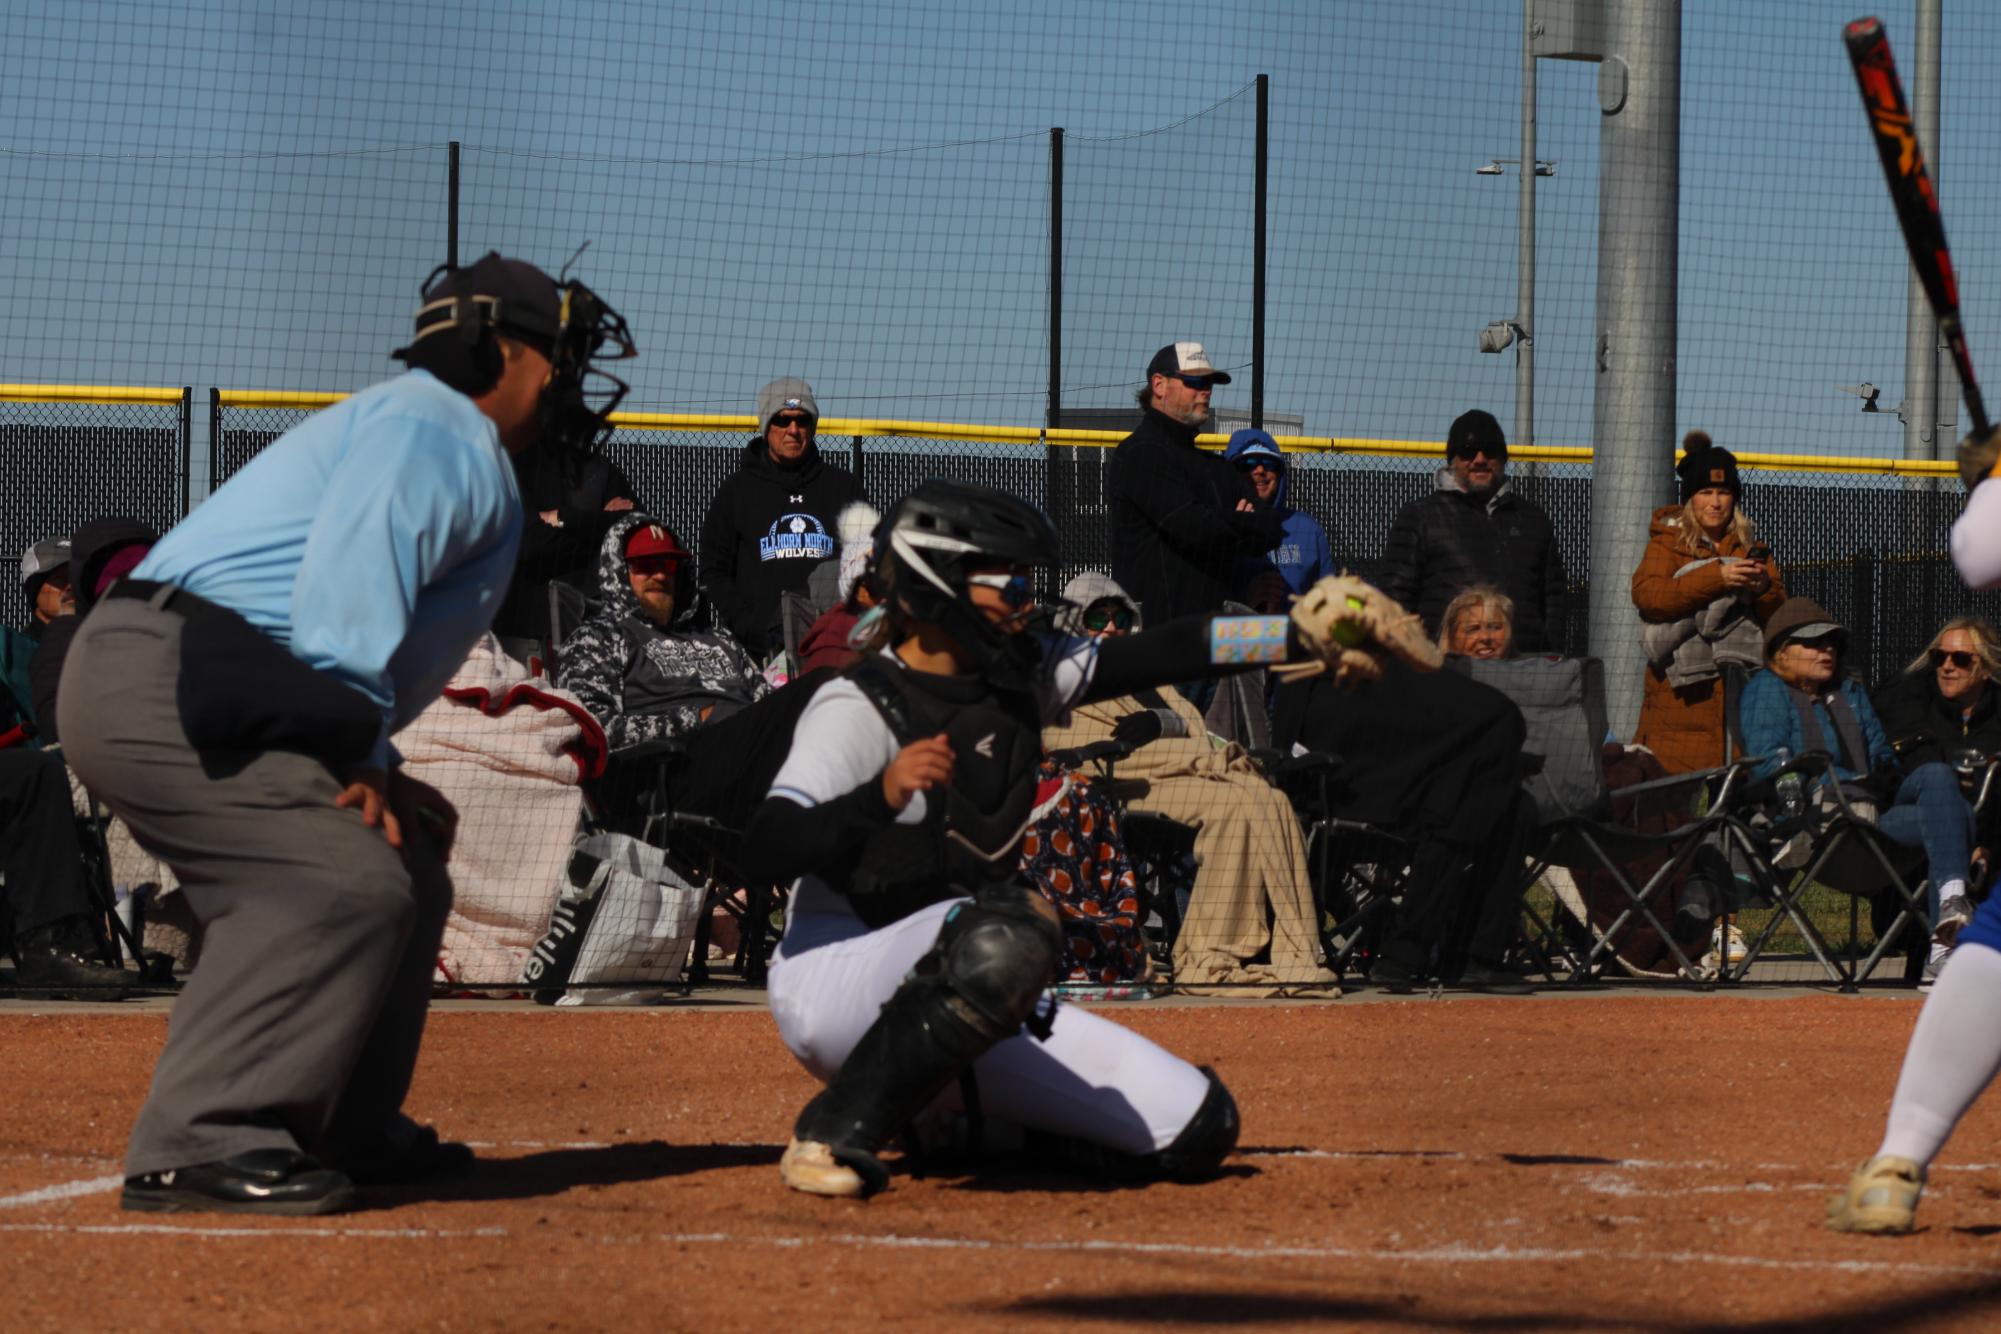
882, 480, 1060, 689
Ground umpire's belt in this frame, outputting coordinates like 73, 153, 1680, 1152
105, 578, 381, 765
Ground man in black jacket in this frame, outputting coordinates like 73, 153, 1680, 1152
1379, 409, 1568, 654
1109, 342, 1283, 625
699, 378, 864, 658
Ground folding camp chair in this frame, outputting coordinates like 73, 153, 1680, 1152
1724, 750, 1934, 991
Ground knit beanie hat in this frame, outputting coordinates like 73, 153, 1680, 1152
1677, 431, 1742, 501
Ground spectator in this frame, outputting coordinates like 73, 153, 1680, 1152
489, 429, 640, 643
1274, 642, 1537, 994
29, 518, 158, 746
4, 538, 73, 736
797, 501, 882, 676
1877, 617, 2001, 772
1221, 428, 1334, 612
1041, 572, 1338, 996
1631, 434, 1784, 773
1875, 615, 2001, 886
1439, 584, 1515, 660
1741, 597, 1975, 978
559, 514, 835, 832
1379, 409, 1567, 652
558, 515, 771, 754
1109, 343, 1283, 708
699, 378, 864, 659
1, 747, 133, 996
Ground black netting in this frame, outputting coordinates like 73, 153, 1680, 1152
0, 396, 189, 630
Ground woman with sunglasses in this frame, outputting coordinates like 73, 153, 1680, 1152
1739, 597, 1977, 975
737, 480, 1422, 1200
1876, 617, 2001, 872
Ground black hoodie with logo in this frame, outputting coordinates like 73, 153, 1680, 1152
698, 435, 864, 655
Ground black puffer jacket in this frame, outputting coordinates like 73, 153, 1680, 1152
698, 436, 863, 657
1378, 469, 1568, 653
1108, 408, 1284, 624
1873, 669, 2001, 772
30, 516, 159, 743
492, 443, 641, 640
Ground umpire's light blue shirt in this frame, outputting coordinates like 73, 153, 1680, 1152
136, 370, 523, 769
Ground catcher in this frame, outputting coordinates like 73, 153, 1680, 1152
738, 479, 1435, 1199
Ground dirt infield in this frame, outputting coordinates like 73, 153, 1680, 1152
7, 995, 2001, 1331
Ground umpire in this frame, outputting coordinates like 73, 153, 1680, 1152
60, 253, 636, 1215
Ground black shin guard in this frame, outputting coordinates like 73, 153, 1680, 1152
1026, 1065, 1241, 1184
794, 887, 1063, 1186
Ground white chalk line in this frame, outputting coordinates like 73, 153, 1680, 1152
0, 1221, 508, 1239
0, 1175, 123, 1210
2, 1220, 1993, 1281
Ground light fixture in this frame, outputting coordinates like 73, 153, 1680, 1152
1479, 320, 1531, 354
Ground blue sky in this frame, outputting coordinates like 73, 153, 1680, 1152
4, 0, 1997, 470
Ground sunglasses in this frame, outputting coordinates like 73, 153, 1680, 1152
966, 571, 1036, 610
1788, 633, 1842, 651
1082, 602, 1136, 633
1234, 457, 1279, 474
1171, 374, 1218, 391
628, 555, 682, 576
769, 414, 814, 432
1932, 649, 1980, 671
1450, 447, 1506, 462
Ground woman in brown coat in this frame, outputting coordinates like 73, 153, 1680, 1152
1630, 434, 1786, 772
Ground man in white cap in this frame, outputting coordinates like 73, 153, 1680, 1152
1109, 343, 1283, 709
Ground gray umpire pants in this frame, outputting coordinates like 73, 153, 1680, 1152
58, 596, 450, 1179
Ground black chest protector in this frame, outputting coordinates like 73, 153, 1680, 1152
841, 655, 1043, 929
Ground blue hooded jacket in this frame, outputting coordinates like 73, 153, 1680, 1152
1222, 429, 1335, 596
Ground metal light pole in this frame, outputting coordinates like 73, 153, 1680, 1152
1903, 0, 1944, 461
1519, 0, 1538, 453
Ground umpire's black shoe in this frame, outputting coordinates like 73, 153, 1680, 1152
122, 1149, 355, 1215
1366, 956, 1421, 993
12, 921, 131, 1001
1458, 962, 1536, 996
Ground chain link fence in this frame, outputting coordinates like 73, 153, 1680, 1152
0, 391, 189, 631
206, 400, 2001, 683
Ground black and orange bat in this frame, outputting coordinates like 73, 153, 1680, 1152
1845, 15, 1991, 441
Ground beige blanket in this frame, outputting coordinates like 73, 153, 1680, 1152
1045, 688, 1337, 996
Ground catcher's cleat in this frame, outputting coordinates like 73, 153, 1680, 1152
780, 1138, 889, 1199
1825, 1155, 1925, 1234
1278, 573, 1442, 686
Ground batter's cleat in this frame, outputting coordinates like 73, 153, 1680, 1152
122, 1149, 355, 1216
780, 1138, 889, 1199
1825, 1155, 1926, 1234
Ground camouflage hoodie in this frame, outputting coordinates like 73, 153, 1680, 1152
555, 512, 771, 753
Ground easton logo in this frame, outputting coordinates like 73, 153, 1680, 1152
759, 512, 834, 562
974, 733, 996, 758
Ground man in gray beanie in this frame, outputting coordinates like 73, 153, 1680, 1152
699, 377, 865, 657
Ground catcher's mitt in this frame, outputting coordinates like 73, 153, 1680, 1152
1277, 573, 1442, 687
1957, 427, 2001, 493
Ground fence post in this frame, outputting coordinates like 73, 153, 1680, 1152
1253, 74, 1267, 430
178, 387, 193, 515
850, 434, 864, 496
207, 387, 222, 502
1046, 126, 1073, 534
447, 141, 461, 269
1853, 548, 1877, 684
